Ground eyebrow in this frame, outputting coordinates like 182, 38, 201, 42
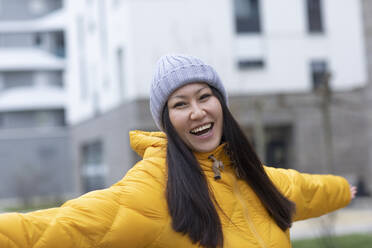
170, 86, 209, 100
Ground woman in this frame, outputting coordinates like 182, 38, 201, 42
0, 54, 356, 248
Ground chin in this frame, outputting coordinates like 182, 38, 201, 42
192, 143, 219, 153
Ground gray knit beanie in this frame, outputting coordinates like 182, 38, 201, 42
150, 54, 228, 130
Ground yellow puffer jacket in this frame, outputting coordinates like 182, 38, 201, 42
0, 130, 351, 248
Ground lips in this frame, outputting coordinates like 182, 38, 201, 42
190, 123, 214, 136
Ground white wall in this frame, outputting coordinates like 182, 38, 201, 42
235, 0, 367, 93
66, 0, 367, 124
66, 0, 133, 123
128, 0, 235, 99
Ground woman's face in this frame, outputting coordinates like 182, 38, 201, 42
167, 83, 223, 153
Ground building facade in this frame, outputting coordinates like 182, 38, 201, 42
65, 0, 370, 194
66, 0, 367, 125
0, 0, 370, 202
0, 0, 75, 205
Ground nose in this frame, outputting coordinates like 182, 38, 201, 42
190, 103, 206, 120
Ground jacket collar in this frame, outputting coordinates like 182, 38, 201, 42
129, 130, 167, 158
129, 130, 232, 170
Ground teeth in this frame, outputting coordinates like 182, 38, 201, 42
191, 123, 212, 134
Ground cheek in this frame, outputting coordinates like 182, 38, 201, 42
210, 99, 223, 120
218, 107, 223, 122
169, 111, 187, 132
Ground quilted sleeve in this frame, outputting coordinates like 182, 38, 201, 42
0, 161, 166, 248
265, 167, 351, 222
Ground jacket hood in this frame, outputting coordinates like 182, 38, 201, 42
129, 130, 167, 158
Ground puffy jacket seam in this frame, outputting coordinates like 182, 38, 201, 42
144, 215, 169, 248
226, 195, 239, 228
96, 201, 121, 247
138, 162, 165, 186
0, 232, 19, 248
32, 221, 51, 247
32, 211, 60, 248
19, 214, 33, 247
32, 206, 99, 248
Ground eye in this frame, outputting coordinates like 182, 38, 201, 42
173, 101, 187, 108
200, 94, 211, 101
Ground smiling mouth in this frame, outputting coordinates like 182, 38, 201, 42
190, 123, 214, 136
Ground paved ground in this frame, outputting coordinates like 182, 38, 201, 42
291, 198, 372, 240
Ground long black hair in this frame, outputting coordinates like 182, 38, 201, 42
162, 86, 295, 248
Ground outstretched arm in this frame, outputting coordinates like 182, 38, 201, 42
0, 162, 166, 248
265, 167, 352, 222
0, 189, 121, 248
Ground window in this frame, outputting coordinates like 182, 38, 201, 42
51, 71, 63, 88
306, 0, 324, 33
242, 125, 292, 168
265, 126, 292, 169
34, 33, 42, 46
310, 60, 328, 90
40, 71, 63, 88
0, 33, 34, 48
238, 59, 265, 70
0, 109, 65, 129
81, 140, 106, 193
234, 0, 261, 33
53, 31, 65, 57
35, 109, 65, 127
3, 71, 34, 89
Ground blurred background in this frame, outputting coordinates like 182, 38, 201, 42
0, 0, 371, 245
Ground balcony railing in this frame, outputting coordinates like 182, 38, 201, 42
0, 71, 63, 91
0, 31, 65, 58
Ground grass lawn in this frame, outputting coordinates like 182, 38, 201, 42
292, 233, 372, 248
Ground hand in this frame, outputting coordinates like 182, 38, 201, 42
350, 185, 357, 199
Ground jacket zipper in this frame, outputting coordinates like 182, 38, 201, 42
232, 176, 268, 248
208, 155, 224, 180
208, 155, 267, 248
